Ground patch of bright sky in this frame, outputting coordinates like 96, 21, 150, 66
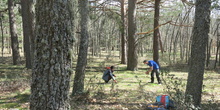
97, 0, 219, 18
98, 0, 117, 3
98, 0, 104, 3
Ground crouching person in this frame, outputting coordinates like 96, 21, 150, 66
102, 66, 117, 83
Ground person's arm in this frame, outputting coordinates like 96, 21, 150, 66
146, 66, 153, 74
109, 71, 117, 83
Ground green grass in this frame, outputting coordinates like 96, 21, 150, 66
0, 91, 30, 109
0, 55, 220, 110
0, 103, 19, 109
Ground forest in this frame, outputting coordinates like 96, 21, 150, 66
0, 0, 220, 110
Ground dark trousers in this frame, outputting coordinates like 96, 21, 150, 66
150, 69, 161, 83
105, 74, 115, 83
105, 76, 112, 83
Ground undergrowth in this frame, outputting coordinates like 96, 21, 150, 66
161, 69, 219, 110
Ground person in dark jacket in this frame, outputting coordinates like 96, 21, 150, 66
102, 66, 117, 83
143, 60, 161, 84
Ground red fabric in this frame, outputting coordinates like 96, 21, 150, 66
161, 95, 166, 107
106, 67, 111, 69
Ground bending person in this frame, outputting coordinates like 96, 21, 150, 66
102, 66, 117, 83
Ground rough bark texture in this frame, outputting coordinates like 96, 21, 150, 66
127, 0, 138, 71
8, 0, 20, 65
30, 0, 74, 110
120, 0, 127, 64
72, 0, 89, 96
185, 0, 211, 106
21, 0, 34, 69
0, 15, 4, 57
153, 0, 160, 64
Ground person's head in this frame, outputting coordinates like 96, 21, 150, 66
143, 60, 148, 64
110, 66, 114, 71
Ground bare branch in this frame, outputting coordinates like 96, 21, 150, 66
137, 20, 172, 35
181, 0, 195, 6
169, 22, 193, 27
0, 9, 8, 13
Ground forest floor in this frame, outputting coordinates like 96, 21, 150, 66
0, 53, 220, 110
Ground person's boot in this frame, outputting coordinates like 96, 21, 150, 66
158, 81, 162, 85
150, 78, 154, 83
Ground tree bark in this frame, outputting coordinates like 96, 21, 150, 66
163, 23, 170, 52
120, 0, 127, 64
214, 40, 219, 69
8, 0, 20, 65
169, 16, 179, 64
72, 0, 89, 95
0, 14, 4, 57
21, 0, 34, 69
127, 0, 138, 71
30, 0, 75, 109
153, 0, 160, 64
185, 0, 211, 106
206, 38, 212, 67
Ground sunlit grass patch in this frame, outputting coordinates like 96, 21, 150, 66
0, 90, 30, 109
0, 102, 19, 109
1, 54, 220, 109
0, 64, 29, 82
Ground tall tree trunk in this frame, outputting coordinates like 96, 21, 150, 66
214, 40, 219, 69
0, 14, 4, 57
30, 0, 75, 109
163, 23, 170, 52
180, 30, 184, 61
169, 16, 179, 64
173, 25, 181, 63
8, 0, 20, 65
158, 32, 163, 54
214, 23, 220, 69
207, 39, 212, 67
120, 0, 127, 64
127, 0, 138, 71
72, 0, 89, 95
21, 0, 34, 69
185, 0, 211, 106
153, 0, 160, 64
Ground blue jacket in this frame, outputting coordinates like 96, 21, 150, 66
147, 60, 159, 69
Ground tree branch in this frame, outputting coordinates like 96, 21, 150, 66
181, 0, 195, 6
136, 20, 172, 35
0, 9, 8, 13
169, 22, 193, 27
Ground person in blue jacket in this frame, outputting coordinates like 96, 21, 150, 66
143, 60, 161, 84
102, 66, 117, 83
